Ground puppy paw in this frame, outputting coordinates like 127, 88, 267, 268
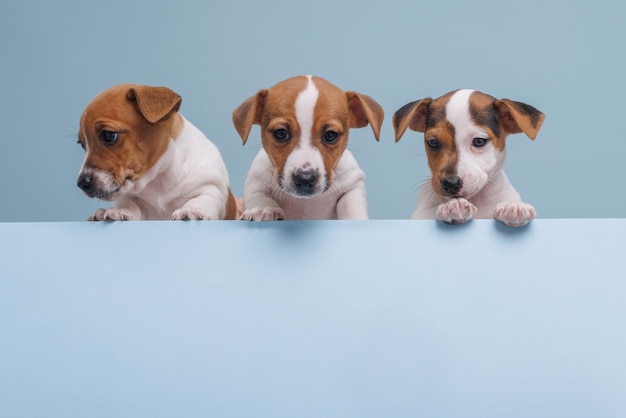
88, 208, 134, 221
87, 208, 106, 221
436, 198, 477, 224
171, 208, 212, 221
494, 201, 536, 227
241, 207, 285, 221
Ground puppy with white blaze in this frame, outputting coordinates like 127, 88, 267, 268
233, 75, 384, 221
393, 89, 545, 227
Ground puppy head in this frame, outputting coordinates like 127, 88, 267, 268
393, 89, 544, 199
232, 75, 383, 197
77, 84, 182, 201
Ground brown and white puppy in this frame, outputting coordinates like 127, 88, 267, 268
232, 75, 383, 221
393, 89, 544, 227
77, 84, 238, 221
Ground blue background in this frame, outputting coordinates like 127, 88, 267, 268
1, 0, 624, 221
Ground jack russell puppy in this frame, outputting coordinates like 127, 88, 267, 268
232, 75, 384, 221
77, 84, 238, 221
393, 89, 545, 227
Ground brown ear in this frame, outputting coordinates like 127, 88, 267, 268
346, 92, 384, 141
494, 99, 545, 140
232, 90, 267, 145
126, 86, 181, 124
392, 98, 432, 142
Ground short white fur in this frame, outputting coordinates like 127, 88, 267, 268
283, 75, 326, 195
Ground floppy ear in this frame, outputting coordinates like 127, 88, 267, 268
392, 98, 432, 142
494, 99, 545, 140
126, 86, 182, 124
346, 92, 384, 141
232, 90, 267, 145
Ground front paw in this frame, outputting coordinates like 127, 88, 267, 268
241, 207, 285, 221
494, 201, 536, 227
171, 208, 212, 221
436, 198, 477, 224
88, 208, 135, 221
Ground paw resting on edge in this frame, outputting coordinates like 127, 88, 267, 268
241, 207, 285, 221
436, 198, 477, 224
494, 201, 536, 227
171, 208, 212, 220
88, 208, 135, 221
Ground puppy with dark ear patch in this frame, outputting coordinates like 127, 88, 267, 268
77, 84, 238, 221
233, 75, 384, 221
393, 89, 544, 227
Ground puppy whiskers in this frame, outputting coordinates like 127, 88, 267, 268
416, 178, 438, 202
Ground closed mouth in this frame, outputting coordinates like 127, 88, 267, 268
93, 186, 121, 200
290, 189, 317, 198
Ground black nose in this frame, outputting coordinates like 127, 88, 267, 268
441, 176, 463, 195
77, 173, 93, 192
293, 170, 317, 195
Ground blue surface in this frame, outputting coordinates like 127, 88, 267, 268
1, 219, 625, 417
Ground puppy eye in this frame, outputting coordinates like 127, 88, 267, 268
100, 130, 119, 145
272, 128, 290, 143
77, 140, 85, 150
322, 130, 339, 144
426, 138, 441, 150
472, 137, 488, 147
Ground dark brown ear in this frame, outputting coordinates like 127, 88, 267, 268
232, 90, 267, 145
392, 98, 432, 142
126, 86, 181, 124
494, 99, 545, 140
346, 92, 384, 141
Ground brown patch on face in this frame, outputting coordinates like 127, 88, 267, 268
425, 91, 456, 130
467, 91, 545, 150
415, 92, 457, 195
309, 76, 351, 184
258, 76, 310, 179
467, 91, 506, 151
424, 119, 458, 196
79, 84, 181, 188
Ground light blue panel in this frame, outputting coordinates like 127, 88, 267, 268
1, 0, 626, 221
1, 220, 625, 417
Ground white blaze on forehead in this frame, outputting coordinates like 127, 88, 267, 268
283, 75, 327, 194
445, 89, 475, 133
445, 89, 498, 198
294, 75, 319, 149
